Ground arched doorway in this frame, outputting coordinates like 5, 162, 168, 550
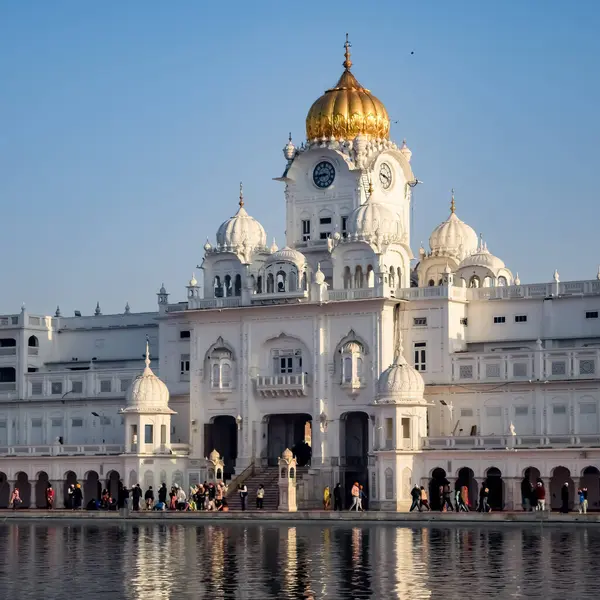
84, 471, 101, 504
550, 466, 574, 511
35, 471, 49, 508
340, 412, 369, 505
63, 471, 78, 508
16, 472, 31, 508
267, 413, 312, 467
484, 467, 504, 510
429, 467, 448, 511
521, 467, 541, 510
456, 467, 478, 509
0, 472, 9, 508
205, 416, 238, 479
581, 466, 600, 510
106, 470, 121, 501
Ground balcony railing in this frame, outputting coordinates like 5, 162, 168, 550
0, 382, 16, 392
0, 347, 16, 356
329, 289, 376, 301
256, 373, 309, 397
0, 444, 124, 456
423, 434, 600, 451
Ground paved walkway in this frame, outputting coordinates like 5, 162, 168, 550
0, 509, 598, 525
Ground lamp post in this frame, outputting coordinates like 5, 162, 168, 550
91, 411, 106, 444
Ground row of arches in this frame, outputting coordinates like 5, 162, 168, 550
342, 266, 403, 289
428, 465, 600, 511
427, 275, 509, 287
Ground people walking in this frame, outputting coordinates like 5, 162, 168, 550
144, 486, 154, 510
457, 487, 469, 512
521, 477, 533, 511
333, 483, 342, 511
46, 483, 55, 509
420, 486, 430, 511
359, 485, 367, 511
239, 483, 248, 511
10, 487, 21, 510
409, 485, 421, 512
323, 486, 331, 510
583, 487, 589, 513
132, 484, 142, 511
73, 484, 83, 509
349, 482, 360, 511
256, 484, 265, 509
578, 488, 587, 514
535, 481, 546, 511
158, 482, 167, 506
477, 487, 490, 513
442, 483, 454, 511
461, 485, 469, 511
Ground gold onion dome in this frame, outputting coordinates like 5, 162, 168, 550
306, 35, 390, 141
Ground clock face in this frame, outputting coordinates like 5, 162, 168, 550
313, 161, 335, 189
379, 163, 392, 189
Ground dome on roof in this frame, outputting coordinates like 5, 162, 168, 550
458, 242, 505, 271
376, 357, 424, 403
306, 36, 390, 141
122, 344, 173, 414
348, 184, 401, 240
429, 195, 478, 259
216, 184, 267, 250
266, 246, 307, 266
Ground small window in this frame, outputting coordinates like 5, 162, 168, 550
100, 380, 111, 393
51, 382, 63, 395
513, 363, 527, 377
460, 317, 468, 326
413, 317, 427, 327
319, 217, 332, 225
586, 311, 599, 319
180, 330, 191, 339
71, 381, 83, 394
120, 379, 131, 392
515, 315, 527, 323
301, 219, 311, 241
460, 408, 473, 418
31, 418, 42, 428
144, 424, 153, 444
71, 418, 83, 427
51, 418, 63, 427
553, 405, 567, 415
514, 406, 529, 416
580, 403, 597, 415
493, 316, 506, 324
319, 232, 330, 240
180, 354, 190, 375
486, 406, 502, 417
31, 382, 43, 395
341, 216, 348, 238
413, 342, 426, 372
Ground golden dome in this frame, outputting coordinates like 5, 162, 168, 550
306, 36, 390, 141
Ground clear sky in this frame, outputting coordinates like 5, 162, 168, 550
1, 0, 599, 315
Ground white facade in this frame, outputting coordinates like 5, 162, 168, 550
2, 39, 600, 511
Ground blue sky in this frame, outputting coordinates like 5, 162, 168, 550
1, 1, 599, 315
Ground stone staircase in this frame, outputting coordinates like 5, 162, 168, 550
226, 465, 309, 510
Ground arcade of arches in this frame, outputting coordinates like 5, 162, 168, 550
426, 465, 600, 510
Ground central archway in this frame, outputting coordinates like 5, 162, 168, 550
35, 471, 49, 508
429, 467, 448, 511
581, 466, 600, 510
340, 411, 370, 506
84, 471, 101, 504
484, 467, 504, 510
16, 472, 31, 508
106, 470, 121, 502
205, 416, 238, 479
456, 467, 478, 509
550, 466, 574, 511
63, 471, 78, 508
267, 413, 312, 467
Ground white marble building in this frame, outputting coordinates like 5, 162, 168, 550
2, 38, 600, 511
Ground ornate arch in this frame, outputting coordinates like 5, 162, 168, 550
204, 336, 236, 363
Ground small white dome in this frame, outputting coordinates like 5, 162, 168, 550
189, 273, 198, 287
348, 185, 401, 240
429, 198, 478, 259
458, 242, 505, 271
216, 185, 266, 250
266, 246, 307, 267
377, 356, 424, 403
122, 345, 173, 414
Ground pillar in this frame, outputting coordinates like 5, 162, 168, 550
54, 481, 65, 509
278, 449, 297, 512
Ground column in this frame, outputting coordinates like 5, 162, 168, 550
54, 480, 65, 509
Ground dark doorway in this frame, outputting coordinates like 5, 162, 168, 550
484, 467, 504, 510
205, 416, 238, 479
429, 467, 448, 511
267, 414, 312, 466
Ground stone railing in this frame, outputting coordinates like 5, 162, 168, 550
328, 288, 376, 301
423, 434, 600, 450
256, 373, 309, 397
0, 444, 124, 456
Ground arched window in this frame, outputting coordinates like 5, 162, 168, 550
428, 279, 435, 287
266, 273, 274, 293
250, 275, 256, 293
289, 270, 297, 292
28, 336, 38, 347
301, 272, 307, 290
460, 277, 467, 288
354, 266, 364, 288
385, 468, 394, 500
343, 266, 352, 289
366, 265, 374, 288
469, 275, 480, 288
397, 267, 402, 287
209, 346, 234, 390
224, 275, 232, 297
234, 274, 242, 296
257, 276, 263, 294
276, 270, 287, 293
340, 341, 365, 389
214, 276, 223, 298
438, 278, 443, 286
389, 267, 395, 289
498, 276, 507, 286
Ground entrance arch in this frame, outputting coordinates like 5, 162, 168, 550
84, 471, 101, 504
63, 471, 78, 508
340, 411, 370, 505
550, 466, 574, 510
16, 472, 31, 508
267, 413, 312, 466
205, 416, 238, 479
456, 467, 478, 508
0, 472, 9, 508
106, 470, 121, 501
581, 466, 600, 510
484, 467, 504, 510
429, 467, 448, 511
35, 471, 49, 508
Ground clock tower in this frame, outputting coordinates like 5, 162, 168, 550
276, 35, 416, 286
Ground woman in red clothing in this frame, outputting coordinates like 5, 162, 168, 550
46, 483, 55, 509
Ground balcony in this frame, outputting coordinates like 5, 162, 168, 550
329, 289, 376, 301
423, 434, 600, 451
0, 348, 16, 357
0, 444, 124, 457
256, 373, 309, 397
188, 297, 241, 310
450, 347, 600, 384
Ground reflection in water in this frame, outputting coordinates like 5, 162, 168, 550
0, 522, 598, 599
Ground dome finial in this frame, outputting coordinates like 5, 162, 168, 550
144, 335, 151, 370
450, 188, 456, 214
367, 177, 374, 197
343, 33, 352, 70
239, 182, 244, 208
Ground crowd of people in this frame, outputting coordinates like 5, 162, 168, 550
408, 483, 493, 513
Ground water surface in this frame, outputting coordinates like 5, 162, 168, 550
0, 521, 597, 599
